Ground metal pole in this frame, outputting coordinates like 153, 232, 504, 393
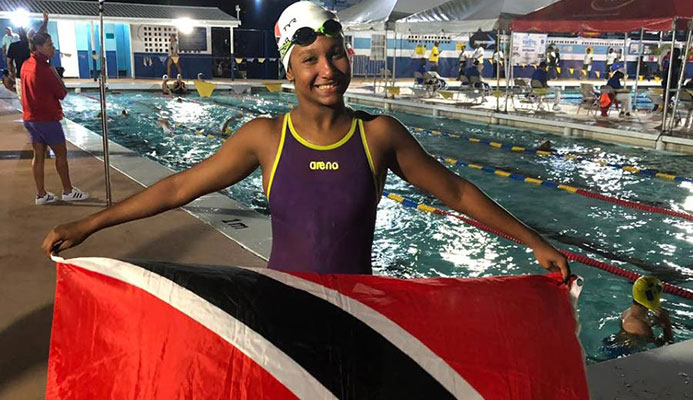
98, 0, 112, 206
504, 31, 513, 112
496, 29, 501, 111
622, 32, 628, 85
668, 22, 693, 132
632, 28, 644, 106
392, 30, 397, 84
661, 20, 677, 132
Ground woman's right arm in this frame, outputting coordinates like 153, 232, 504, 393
42, 118, 271, 257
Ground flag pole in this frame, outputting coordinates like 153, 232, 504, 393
98, 0, 112, 206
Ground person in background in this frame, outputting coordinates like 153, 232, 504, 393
2, 68, 15, 92
428, 41, 439, 72
546, 45, 559, 79
22, 31, 87, 204
472, 43, 485, 74
638, 55, 652, 81
167, 33, 182, 78
605, 47, 617, 76
658, 48, 682, 114
8, 13, 48, 102
171, 74, 187, 94
2, 27, 19, 64
457, 43, 469, 79
618, 276, 673, 346
531, 61, 562, 111
491, 45, 504, 79
604, 68, 632, 118
161, 74, 171, 95
581, 47, 593, 79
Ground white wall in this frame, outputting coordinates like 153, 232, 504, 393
56, 20, 80, 78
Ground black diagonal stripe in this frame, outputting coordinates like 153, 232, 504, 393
133, 261, 456, 400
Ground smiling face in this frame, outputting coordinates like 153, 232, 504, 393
285, 35, 350, 108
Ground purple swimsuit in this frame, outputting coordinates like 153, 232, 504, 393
266, 113, 379, 274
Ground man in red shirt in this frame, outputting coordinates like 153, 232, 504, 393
22, 31, 87, 204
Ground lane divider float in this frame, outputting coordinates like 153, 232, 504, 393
382, 190, 693, 301
437, 156, 693, 223
411, 127, 693, 183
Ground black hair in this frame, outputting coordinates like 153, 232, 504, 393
2, 69, 8, 77
30, 31, 51, 52
539, 61, 547, 68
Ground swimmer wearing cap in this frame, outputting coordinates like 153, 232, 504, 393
42, 2, 570, 279
618, 276, 674, 346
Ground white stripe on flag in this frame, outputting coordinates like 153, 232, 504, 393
256, 269, 485, 400
54, 257, 337, 400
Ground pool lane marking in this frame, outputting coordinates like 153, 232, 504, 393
437, 155, 693, 223
382, 190, 693, 301
411, 127, 693, 184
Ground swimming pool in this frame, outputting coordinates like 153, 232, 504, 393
62, 90, 693, 363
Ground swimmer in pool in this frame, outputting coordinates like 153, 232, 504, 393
43, 2, 569, 280
171, 74, 187, 95
157, 118, 172, 133
221, 114, 243, 135
617, 276, 674, 346
161, 74, 172, 95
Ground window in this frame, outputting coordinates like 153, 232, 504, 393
370, 34, 385, 60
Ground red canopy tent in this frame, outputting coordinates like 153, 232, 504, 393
510, 0, 693, 33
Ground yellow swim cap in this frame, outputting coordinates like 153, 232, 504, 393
632, 276, 663, 310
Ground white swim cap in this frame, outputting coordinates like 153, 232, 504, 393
176, 74, 182, 80
274, 1, 340, 71
197, 73, 204, 80
162, 74, 168, 80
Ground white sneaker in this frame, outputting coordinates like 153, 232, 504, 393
62, 187, 89, 202
36, 192, 57, 205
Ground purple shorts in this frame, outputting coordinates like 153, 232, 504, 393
23, 121, 65, 146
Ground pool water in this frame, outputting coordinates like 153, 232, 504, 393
62, 90, 693, 363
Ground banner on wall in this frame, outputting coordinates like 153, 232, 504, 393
511, 32, 548, 66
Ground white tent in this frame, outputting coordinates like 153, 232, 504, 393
337, 0, 450, 31
395, 0, 559, 34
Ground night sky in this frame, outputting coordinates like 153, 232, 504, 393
105, 0, 298, 29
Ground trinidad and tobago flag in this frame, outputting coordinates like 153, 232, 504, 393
46, 257, 588, 399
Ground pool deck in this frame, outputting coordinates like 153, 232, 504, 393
1, 80, 692, 399
0, 98, 267, 399
342, 78, 693, 155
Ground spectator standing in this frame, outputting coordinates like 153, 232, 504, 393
546, 45, 559, 79
458, 43, 469, 77
22, 31, 87, 204
2, 27, 19, 63
582, 47, 593, 79
167, 33, 182, 77
491, 45, 504, 79
472, 44, 485, 74
8, 13, 48, 101
428, 41, 439, 72
605, 47, 617, 76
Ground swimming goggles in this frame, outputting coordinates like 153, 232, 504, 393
280, 20, 343, 55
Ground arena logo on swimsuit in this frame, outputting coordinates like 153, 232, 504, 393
309, 161, 340, 170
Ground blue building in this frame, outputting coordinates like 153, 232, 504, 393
0, 0, 239, 79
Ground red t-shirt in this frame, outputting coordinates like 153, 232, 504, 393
21, 52, 66, 121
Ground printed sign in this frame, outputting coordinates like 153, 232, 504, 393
511, 33, 548, 66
